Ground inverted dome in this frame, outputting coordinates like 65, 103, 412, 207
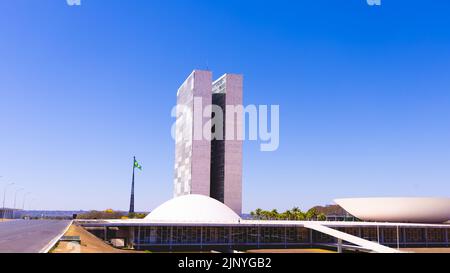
144, 194, 241, 223
335, 197, 450, 223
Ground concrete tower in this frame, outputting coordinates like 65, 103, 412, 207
174, 70, 243, 215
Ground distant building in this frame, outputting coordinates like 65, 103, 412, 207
0, 208, 19, 219
311, 204, 357, 221
173, 70, 243, 215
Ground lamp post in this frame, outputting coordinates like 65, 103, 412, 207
13, 188, 24, 219
2, 182, 15, 219
0, 177, 4, 220
0, 177, 3, 219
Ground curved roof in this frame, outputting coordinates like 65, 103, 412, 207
335, 197, 450, 223
144, 194, 241, 223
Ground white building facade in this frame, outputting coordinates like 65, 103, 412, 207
173, 70, 243, 215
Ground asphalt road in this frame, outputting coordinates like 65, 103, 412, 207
0, 220, 71, 253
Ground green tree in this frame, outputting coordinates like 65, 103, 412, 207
250, 206, 323, 221
260, 210, 268, 220
270, 209, 279, 220
255, 208, 263, 220
306, 208, 318, 220
282, 210, 292, 220
77, 209, 126, 219
291, 207, 305, 220
317, 213, 327, 221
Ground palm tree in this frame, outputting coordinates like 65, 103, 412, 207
250, 207, 322, 221
298, 212, 306, 220
270, 209, 279, 220
317, 213, 327, 221
255, 208, 263, 220
261, 210, 270, 220
291, 207, 304, 220
306, 208, 318, 221
283, 210, 292, 220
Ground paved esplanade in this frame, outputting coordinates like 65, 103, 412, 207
0, 220, 71, 253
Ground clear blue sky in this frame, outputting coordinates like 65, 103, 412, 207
1, 0, 450, 212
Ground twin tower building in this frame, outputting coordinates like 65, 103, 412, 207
173, 70, 243, 215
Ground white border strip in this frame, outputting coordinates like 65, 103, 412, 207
39, 220, 73, 253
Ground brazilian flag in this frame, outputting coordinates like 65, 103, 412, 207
134, 159, 142, 171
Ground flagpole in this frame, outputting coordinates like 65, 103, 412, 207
129, 156, 135, 214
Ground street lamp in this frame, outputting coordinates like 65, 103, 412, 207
2, 182, 15, 219
13, 188, 24, 219
0, 177, 3, 220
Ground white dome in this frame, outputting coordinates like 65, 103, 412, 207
144, 194, 241, 223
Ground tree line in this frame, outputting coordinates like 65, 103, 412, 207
76, 209, 147, 219
250, 207, 327, 221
